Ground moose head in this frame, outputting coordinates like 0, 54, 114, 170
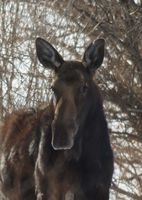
36, 37, 105, 150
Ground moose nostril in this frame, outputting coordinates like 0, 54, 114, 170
67, 120, 76, 130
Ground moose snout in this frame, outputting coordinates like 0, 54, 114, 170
51, 119, 78, 150
66, 120, 77, 132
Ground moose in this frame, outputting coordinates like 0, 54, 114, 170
0, 37, 113, 200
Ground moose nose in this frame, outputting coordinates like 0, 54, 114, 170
51, 119, 78, 150
66, 120, 77, 132
67, 120, 76, 130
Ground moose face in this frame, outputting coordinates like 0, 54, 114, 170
50, 61, 91, 150
36, 37, 105, 150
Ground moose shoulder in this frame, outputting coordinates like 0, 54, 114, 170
0, 38, 114, 200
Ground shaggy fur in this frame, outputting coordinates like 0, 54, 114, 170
0, 38, 114, 200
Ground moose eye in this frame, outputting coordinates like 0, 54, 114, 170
80, 83, 88, 95
50, 86, 57, 94
50, 85, 59, 99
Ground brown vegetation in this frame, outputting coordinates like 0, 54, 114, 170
0, 0, 142, 199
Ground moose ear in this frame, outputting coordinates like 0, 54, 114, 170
83, 39, 105, 71
36, 37, 64, 70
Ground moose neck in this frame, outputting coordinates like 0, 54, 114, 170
77, 82, 109, 160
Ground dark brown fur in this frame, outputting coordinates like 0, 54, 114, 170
0, 38, 114, 200
0, 106, 54, 200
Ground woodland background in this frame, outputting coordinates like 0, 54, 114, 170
0, 0, 142, 199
